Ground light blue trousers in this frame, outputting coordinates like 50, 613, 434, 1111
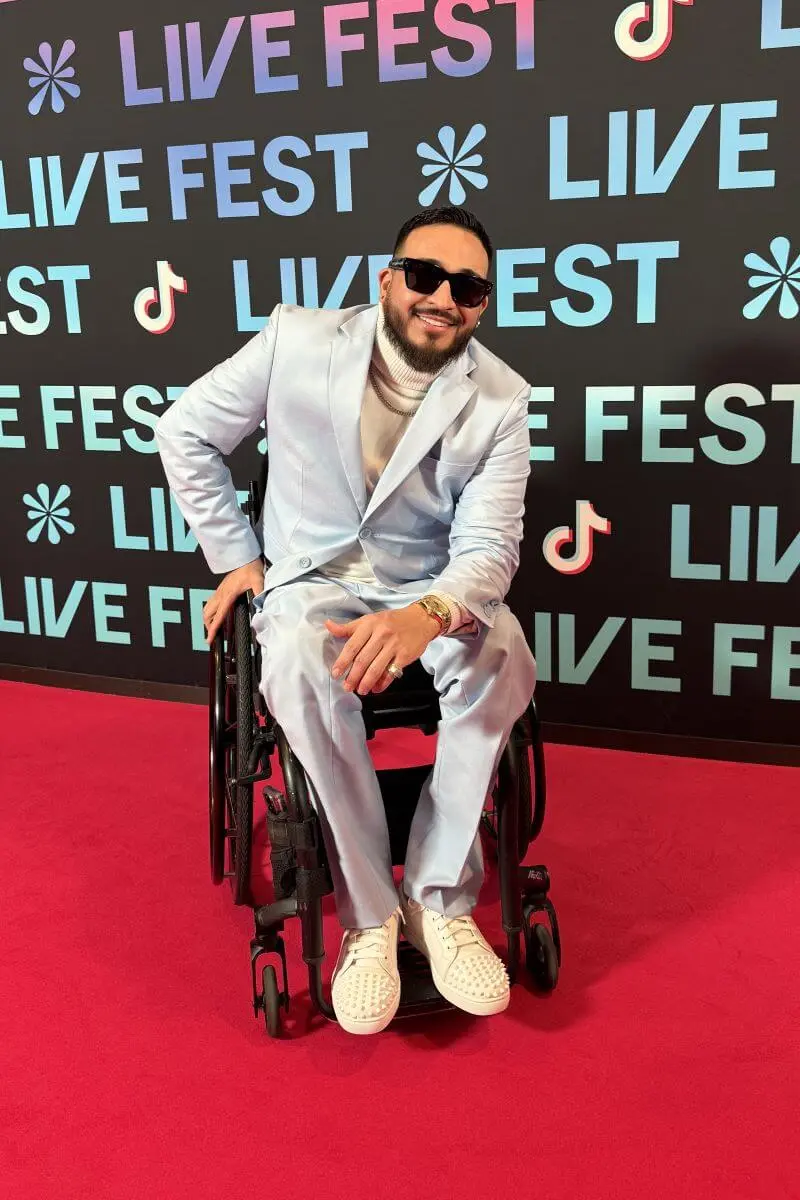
251, 573, 536, 929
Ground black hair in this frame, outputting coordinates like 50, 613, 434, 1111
392, 206, 493, 265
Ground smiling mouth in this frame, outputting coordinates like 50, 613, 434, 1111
414, 312, 457, 330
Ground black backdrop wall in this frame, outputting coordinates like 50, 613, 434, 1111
1, 0, 798, 752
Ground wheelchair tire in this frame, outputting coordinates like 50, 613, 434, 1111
261, 965, 282, 1038
525, 922, 559, 992
209, 633, 227, 886
228, 598, 254, 906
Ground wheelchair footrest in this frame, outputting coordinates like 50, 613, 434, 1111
394, 939, 452, 1018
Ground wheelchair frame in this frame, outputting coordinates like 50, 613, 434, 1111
208, 463, 560, 1036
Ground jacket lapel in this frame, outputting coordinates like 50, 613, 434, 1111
328, 304, 478, 520
328, 306, 378, 515
364, 352, 476, 520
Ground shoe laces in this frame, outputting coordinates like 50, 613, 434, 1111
431, 913, 484, 951
345, 910, 400, 965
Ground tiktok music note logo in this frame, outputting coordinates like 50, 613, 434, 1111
615, 0, 694, 61
133, 260, 188, 334
543, 501, 612, 576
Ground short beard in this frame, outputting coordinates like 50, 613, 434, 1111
381, 297, 474, 374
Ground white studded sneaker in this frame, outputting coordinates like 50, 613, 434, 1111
400, 890, 510, 1017
331, 908, 403, 1035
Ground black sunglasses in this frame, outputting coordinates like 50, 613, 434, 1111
389, 257, 493, 308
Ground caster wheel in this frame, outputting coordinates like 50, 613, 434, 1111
262, 965, 282, 1038
525, 922, 559, 992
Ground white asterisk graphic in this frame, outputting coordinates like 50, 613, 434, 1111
743, 236, 800, 320
24, 40, 80, 115
416, 124, 488, 206
24, 484, 75, 544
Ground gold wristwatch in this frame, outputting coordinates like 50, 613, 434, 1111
416, 594, 452, 636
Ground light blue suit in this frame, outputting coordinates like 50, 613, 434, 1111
156, 302, 536, 928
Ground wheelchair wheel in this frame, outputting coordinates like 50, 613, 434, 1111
525, 921, 559, 991
226, 598, 254, 906
261, 965, 282, 1038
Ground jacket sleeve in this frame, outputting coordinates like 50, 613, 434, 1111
154, 305, 280, 574
430, 384, 531, 628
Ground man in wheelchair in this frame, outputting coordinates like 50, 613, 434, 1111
156, 206, 537, 1035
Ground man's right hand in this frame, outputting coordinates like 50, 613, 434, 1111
203, 557, 265, 644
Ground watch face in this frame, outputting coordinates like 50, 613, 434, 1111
421, 597, 450, 629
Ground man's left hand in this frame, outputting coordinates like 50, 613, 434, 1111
325, 605, 440, 696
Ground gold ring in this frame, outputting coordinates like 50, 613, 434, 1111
387, 663, 403, 679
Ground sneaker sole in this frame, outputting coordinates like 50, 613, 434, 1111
402, 928, 510, 1017
332, 986, 401, 1036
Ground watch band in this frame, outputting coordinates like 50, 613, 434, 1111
429, 591, 469, 633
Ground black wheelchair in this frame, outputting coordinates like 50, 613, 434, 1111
209, 459, 561, 1036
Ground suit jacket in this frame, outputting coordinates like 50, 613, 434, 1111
155, 303, 531, 629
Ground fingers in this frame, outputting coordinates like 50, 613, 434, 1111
357, 650, 398, 696
330, 619, 372, 679
327, 612, 418, 693
335, 631, 381, 691
204, 594, 229, 645
371, 671, 396, 695
203, 564, 268, 646
325, 618, 359, 637
350, 645, 398, 697
203, 587, 236, 645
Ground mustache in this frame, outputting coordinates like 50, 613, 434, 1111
412, 307, 461, 327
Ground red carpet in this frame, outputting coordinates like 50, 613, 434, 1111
1, 679, 798, 1200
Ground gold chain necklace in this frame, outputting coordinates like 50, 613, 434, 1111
368, 363, 419, 418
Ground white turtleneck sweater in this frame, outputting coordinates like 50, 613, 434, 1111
323, 308, 473, 635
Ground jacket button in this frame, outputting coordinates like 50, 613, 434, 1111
361, 526, 372, 539
298, 556, 312, 568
